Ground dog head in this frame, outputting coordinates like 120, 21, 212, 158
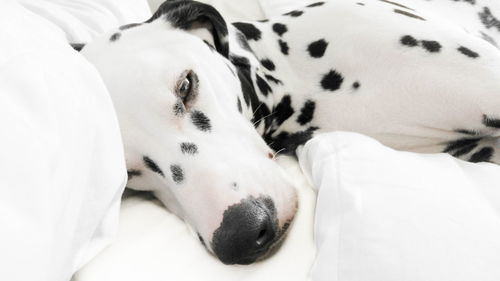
81, 0, 298, 265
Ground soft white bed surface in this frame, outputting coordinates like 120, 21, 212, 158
73, 156, 316, 281
300, 132, 500, 281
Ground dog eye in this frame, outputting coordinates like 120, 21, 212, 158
178, 77, 191, 98
176, 70, 198, 108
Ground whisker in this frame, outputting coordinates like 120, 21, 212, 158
253, 110, 276, 126
272, 148, 286, 159
252, 102, 264, 118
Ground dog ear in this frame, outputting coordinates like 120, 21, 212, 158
146, 0, 229, 57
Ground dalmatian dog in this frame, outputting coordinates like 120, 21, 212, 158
79, 0, 500, 265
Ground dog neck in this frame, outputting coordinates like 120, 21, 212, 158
226, 24, 316, 155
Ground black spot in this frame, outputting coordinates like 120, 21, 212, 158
455, 143, 479, 157
352, 81, 361, 89
421, 40, 442, 53
284, 10, 303, 17
232, 55, 258, 109
274, 95, 295, 126
256, 75, 273, 96
272, 23, 288, 37
444, 136, 481, 157
308, 39, 329, 58
180, 142, 198, 154
279, 40, 289, 55
443, 138, 481, 155
450, 0, 475, 4
306, 2, 325, 8
233, 22, 262, 41
296, 100, 316, 125
70, 43, 85, 52
479, 7, 500, 32
356, 2, 365, 5
237, 97, 243, 113
268, 127, 319, 155
307, 2, 325, 7
380, 0, 414, 10
258, 19, 269, 22
264, 74, 283, 85
252, 103, 272, 128
173, 102, 184, 116
203, 40, 216, 51
170, 164, 184, 183
321, 70, 344, 91
482, 114, 500, 128
119, 23, 142, 30
127, 169, 142, 180
143, 156, 165, 177
480, 32, 498, 48
198, 233, 206, 247
230, 55, 251, 67
400, 35, 419, 47
457, 46, 479, 58
261, 58, 276, 71
455, 129, 479, 136
191, 110, 212, 132
394, 9, 425, 20
109, 32, 121, 42
469, 147, 494, 163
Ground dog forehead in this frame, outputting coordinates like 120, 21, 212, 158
85, 22, 211, 65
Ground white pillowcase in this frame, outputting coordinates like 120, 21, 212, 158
0, 1, 151, 280
298, 132, 500, 281
18, 0, 151, 43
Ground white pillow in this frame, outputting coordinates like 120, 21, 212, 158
18, 0, 151, 43
298, 132, 500, 281
0, 1, 136, 280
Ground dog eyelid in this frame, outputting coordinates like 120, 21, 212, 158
175, 70, 199, 109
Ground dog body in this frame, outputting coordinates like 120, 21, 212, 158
81, 0, 500, 264
229, 0, 500, 161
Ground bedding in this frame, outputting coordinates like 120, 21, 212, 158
299, 132, 500, 281
75, 0, 500, 281
73, 157, 316, 281
5, 0, 499, 280
0, 1, 149, 280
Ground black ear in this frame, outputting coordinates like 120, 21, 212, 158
146, 0, 229, 57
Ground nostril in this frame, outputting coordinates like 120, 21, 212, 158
211, 196, 279, 264
256, 228, 268, 246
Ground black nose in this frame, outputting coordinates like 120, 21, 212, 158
211, 196, 278, 265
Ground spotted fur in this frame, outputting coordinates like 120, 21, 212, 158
81, 0, 500, 266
